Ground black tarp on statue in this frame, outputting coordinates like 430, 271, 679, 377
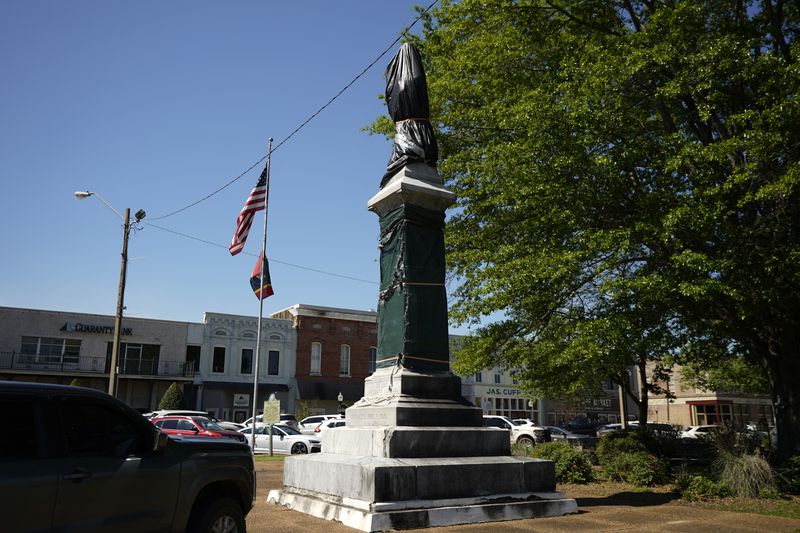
381, 43, 439, 187
377, 204, 450, 372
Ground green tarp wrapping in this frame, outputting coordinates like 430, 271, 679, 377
377, 204, 450, 372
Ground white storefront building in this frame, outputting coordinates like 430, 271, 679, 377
191, 311, 297, 423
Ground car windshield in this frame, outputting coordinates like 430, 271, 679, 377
193, 417, 224, 431
274, 425, 301, 435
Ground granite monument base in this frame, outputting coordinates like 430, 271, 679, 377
267, 453, 578, 531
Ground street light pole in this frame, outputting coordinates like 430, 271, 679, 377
108, 207, 131, 397
74, 191, 144, 398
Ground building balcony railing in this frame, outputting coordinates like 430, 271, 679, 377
0, 352, 195, 378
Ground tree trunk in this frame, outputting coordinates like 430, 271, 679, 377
637, 359, 649, 426
760, 341, 800, 461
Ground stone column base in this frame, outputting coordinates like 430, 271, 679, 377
267, 487, 578, 532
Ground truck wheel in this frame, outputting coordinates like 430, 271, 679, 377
291, 442, 308, 454
517, 435, 535, 449
187, 497, 245, 533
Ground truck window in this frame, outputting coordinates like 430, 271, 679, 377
0, 398, 39, 459
58, 400, 142, 458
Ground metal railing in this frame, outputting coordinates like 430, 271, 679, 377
0, 352, 195, 378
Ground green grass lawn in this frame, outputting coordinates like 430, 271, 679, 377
254, 454, 285, 462
689, 496, 800, 520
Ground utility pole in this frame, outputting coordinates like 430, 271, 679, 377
108, 208, 130, 397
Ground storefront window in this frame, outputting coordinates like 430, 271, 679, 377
212, 346, 226, 373
339, 345, 350, 377
240, 348, 253, 374
268, 350, 280, 376
106, 342, 160, 375
310, 342, 321, 375
20, 336, 81, 365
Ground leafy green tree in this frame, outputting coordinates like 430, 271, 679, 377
382, 0, 799, 458
158, 382, 183, 410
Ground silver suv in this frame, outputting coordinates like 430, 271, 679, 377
298, 414, 342, 434
483, 414, 551, 448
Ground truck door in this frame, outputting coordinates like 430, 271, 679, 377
0, 393, 58, 533
50, 396, 181, 533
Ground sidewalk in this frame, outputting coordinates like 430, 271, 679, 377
247, 460, 800, 533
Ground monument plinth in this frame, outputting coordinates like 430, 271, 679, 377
267, 44, 577, 531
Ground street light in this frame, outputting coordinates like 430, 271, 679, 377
74, 191, 145, 397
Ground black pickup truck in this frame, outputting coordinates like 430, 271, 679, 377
0, 381, 254, 533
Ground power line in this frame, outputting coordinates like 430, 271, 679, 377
149, 0, 438, 221
148, 156, 267, 221
146, 222, 379, 285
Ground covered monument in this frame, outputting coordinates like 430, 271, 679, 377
268, 43, 577, 531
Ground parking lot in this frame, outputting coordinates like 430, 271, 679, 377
247, 459, 800, 533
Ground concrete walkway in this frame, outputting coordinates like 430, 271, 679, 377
247, 460, 800, 533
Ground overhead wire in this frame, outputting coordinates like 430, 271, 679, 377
146, 222, 378, 285
149, 0, 438, 222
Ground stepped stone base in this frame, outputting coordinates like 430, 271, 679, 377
322, 426, 510, 458
268, 488, 578, 532
268, 453, 577, 531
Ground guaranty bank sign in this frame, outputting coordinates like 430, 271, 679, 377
60, 322, 133, 336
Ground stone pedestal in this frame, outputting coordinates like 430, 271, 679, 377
267, 165, 577, 530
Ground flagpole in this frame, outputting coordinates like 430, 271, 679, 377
251, 137, 273, 454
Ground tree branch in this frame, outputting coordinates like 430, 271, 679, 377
544, 1, 621, 36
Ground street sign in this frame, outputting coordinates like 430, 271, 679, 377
262, 398, 280, 425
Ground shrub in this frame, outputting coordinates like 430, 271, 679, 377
715, 453, 776, 497
595, 430, 648, 465
528, 441, 594, 484
776, 455, 800, 495
711, 429, 777, 498
158, 382, 183, 410
682, 475, 730, 501
603, 451, 669, 486
595, 430, 669, 485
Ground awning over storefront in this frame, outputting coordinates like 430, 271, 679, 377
297, 379, 364, 401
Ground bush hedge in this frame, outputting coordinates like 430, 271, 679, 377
528, 441, 594, 484
595, 430, 669, 486
681, 475, 730, 501
776, 455, 800, 495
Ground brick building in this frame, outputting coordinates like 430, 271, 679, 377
271, 304, 378, 415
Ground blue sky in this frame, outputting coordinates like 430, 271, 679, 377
0, 1, 476, 329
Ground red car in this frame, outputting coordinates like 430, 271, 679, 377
151, 415, 246, 443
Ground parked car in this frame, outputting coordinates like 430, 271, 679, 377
298, 414, 342, 434
681, 425, 719, 439
151, 415, 247, 444
1, 381, 254, 533
483, 415, 551, 448
217, 420, 246, 431
596, 421, 639, 437
314, 418, 346, 434
143, 409, 244, 431
564, 416, 604, 436
239, 424, 321, 454
242, 413, 299, 430
545, 425, 597, 446
142, 409, 212, 420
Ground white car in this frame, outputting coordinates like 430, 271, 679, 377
239, 424, 321, 454
483, 415, 551, 447
314, 418, 346, 435
242, 413, 299, 430
681, 425, 718, 439
315, 418, 346, 451
298, 414, 342, 435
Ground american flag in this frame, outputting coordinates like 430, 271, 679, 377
229, 165, 267, 256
